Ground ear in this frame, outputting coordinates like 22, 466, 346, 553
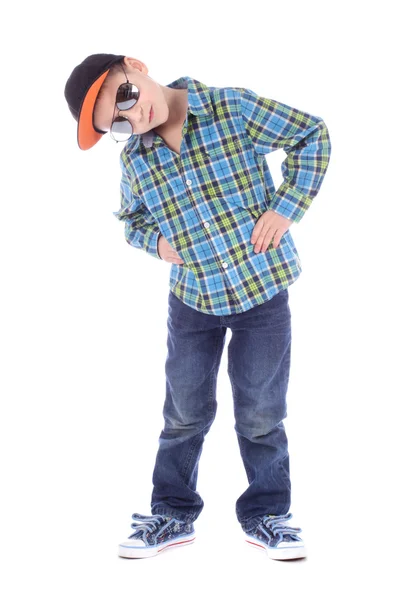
123, 56, 149, 75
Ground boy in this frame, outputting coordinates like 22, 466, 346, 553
64, 53, 331, 561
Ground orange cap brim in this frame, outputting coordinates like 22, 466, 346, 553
77, 69, 110, 150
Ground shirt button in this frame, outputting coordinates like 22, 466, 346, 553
222, 262, 228, 269
186, 179, 192, 186
204, 222, 210, 228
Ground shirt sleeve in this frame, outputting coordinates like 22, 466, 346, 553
113, 157, 163, 260
239, 87, 332, 223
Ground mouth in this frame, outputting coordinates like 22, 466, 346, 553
149, 106, 154, 123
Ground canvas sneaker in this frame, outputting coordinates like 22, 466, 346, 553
118, 513, 195, 559
244, 512, 307, 560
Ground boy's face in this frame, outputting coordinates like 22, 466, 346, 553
93, 58, 169, 137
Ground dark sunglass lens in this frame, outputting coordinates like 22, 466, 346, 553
116, 83, 139, 111
111, 117, 133, 141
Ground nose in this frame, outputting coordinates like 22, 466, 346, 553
119, 104, 143, 124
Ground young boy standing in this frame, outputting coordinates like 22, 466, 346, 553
64, 53, 331, 561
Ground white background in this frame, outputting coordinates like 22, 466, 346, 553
1, 0, 399, 597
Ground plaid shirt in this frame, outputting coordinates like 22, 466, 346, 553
113, 76, 331, 315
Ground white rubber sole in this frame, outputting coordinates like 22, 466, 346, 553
118, 534, 196, 559
245, 535, 307, 560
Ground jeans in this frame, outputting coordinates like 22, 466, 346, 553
150, 287, 292, 533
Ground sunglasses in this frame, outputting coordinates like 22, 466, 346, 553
110, 64, 140, 143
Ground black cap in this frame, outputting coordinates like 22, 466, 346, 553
64, 53, 125, 150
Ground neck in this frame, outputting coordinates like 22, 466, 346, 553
155, 87, 188, 134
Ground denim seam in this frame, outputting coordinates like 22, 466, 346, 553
181, 434, 202, 483
207, 333, 223, 422
227, 343, 253, 483
181, 333, 222, 483
236, 432, 252, 483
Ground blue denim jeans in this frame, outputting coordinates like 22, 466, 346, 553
151, 287, 292, 533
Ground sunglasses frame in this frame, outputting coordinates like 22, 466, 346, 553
110, 63, 140, 143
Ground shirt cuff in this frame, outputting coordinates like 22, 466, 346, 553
143, 227, 163, 260
156, 231, 162, 260
269, 182, 313, 224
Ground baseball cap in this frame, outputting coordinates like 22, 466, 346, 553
64, 53, 125, 151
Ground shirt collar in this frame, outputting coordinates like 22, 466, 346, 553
127, 75, 213, 151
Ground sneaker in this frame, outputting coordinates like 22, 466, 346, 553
244, 513, 307, 560
118, 513, 196, 559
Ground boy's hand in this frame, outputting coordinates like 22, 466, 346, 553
251, 210, 293, 253
158, 235, 185, 264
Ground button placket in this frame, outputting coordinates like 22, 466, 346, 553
181, 163, 231, 274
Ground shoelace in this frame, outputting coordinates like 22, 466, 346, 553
128, 513, 171, 539
261, 513, 302, 540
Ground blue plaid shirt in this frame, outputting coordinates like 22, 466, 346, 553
113, 76, 331, 315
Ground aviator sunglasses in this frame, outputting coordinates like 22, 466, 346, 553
109, 64, 140, 143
